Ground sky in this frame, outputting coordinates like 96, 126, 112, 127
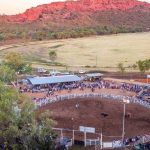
0, 0, 150, 15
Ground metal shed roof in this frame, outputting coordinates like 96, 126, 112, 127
27, 75, 82, 85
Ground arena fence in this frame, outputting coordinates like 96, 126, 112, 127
35, 93, 150, 109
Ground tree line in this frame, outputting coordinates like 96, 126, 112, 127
1, 26, 144, 41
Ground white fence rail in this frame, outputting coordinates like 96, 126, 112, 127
86, 138, 100, 146
34, 93, 150, 109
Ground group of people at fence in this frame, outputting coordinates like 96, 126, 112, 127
33, 95, 150, 110
20, 79, 146, 95
37, 92, 150, 107
26, 79, 149, 105
120, 134, 150, 149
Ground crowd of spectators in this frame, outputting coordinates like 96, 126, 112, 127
20, 80, 144, 95
123, 135, 150, 149
18, 79, 150, 108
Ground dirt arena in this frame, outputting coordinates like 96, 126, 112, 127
39, 97, 150, 141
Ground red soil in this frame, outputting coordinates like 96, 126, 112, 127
39, 97, 150, 141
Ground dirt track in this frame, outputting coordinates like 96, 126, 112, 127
39, 97, 150, 141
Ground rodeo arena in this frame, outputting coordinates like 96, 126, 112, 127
16, 69, 150, 150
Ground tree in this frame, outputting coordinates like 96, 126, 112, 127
136, 59, 150, 73
0, 65, 16, 83
49, 51, 57, 63
4, 52, 32, 74
137, 60, 145, 73
19, 64, 32, 74
5, 52, 24, 72
0, 82, 57, 149
143, 59, 150, 72
132, 64, 137, 71
0, 33, 5, 41
117, 63, 125, 74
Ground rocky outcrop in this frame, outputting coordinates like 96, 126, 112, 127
2, 0, 150, 22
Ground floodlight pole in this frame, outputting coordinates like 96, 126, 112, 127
122, 99, 129, 144
100, 112, 108, 149
122, 103, 126, 143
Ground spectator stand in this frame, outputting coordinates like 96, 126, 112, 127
27, 75, 82, 86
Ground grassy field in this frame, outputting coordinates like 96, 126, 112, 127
0, 32, 150, 72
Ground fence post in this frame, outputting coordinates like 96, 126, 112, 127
101, 132, 103, 149
84, 130, 87, 147
61, 129, 63, 139
72, 130, 74, 145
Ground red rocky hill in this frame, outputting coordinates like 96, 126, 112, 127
2, 0, 150, 22
0, 0, 150, 43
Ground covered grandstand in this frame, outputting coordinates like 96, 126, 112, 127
27, 75, 82, 86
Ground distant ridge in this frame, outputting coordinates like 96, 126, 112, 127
0, 0, 150, 43
1, 0, 150, 22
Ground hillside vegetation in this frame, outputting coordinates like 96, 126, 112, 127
0, 0, 150, 43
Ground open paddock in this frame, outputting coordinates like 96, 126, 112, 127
0, 32, 150, 71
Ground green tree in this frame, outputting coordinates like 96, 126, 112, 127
19, 64, 32, 74
5, 52, 24, 72
143, 59, 150, 71
0, 65, 16, 83
49, 51, 57, 63
0, 33, 5, 41
4, 52, 32, 74
137, 60, 145, 73
136, 59, 150, 73
117, 63, 125, 74
0, 82, 56, 149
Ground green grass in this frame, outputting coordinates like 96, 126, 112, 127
0, 32, 150, 71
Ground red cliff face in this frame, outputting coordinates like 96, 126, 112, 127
3, 0, 150, 23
